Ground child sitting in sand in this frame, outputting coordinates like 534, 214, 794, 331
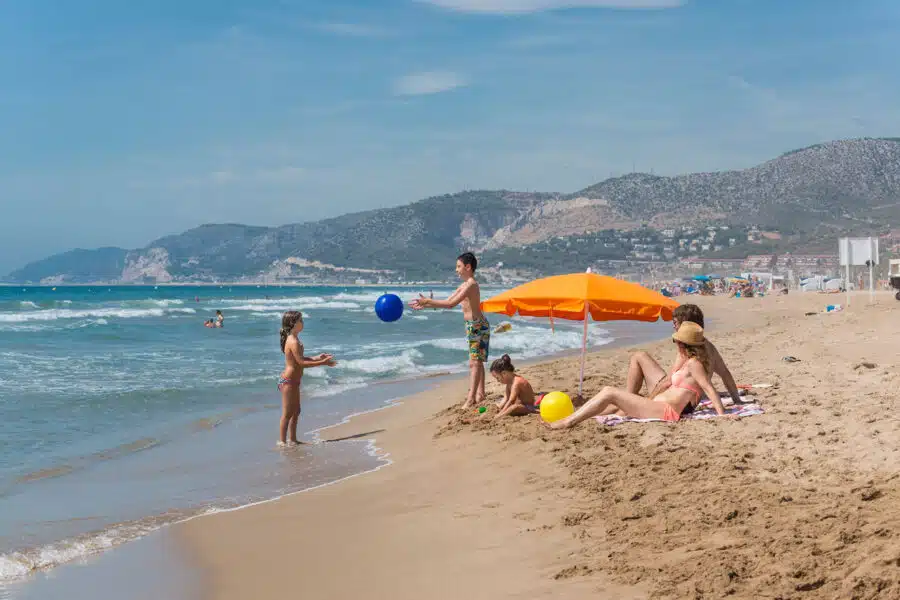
490, 354, 538, 418
277, 311, 337, 447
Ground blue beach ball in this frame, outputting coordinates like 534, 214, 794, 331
375, 293, 404, 323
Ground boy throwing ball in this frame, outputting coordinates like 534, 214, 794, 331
410, 252, 489, 409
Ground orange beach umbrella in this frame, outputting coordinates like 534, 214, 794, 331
481, 272, 680, 396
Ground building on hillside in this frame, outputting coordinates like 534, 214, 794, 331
774, 253, 839, 277
678, 257, 744, 272
880, 231, 900, 255
742, 254, 775, 271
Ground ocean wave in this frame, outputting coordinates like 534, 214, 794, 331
226, 301, 359, 312
338, 349, 461, 379
19, 301, 40, 309
0, 307, 196, 323
218, 296, 328, 306
118, 298, 185, 308
0, 511, 194, 585
489, 323, 612, 359
331, 291, 401, 303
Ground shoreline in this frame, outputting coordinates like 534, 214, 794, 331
178, 292, 900, 599
0, 316, 659, 592
173, 319, 684, 600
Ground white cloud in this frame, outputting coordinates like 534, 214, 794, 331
393, 71, 468, 96
418, 0, 684, 14
314, 22, 391, 37
156, 166, 308, 189
726, 75, 754, 91
504, 34, 572, 48
254, 166, 307, 183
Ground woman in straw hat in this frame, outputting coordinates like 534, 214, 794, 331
549, 322, 727, 429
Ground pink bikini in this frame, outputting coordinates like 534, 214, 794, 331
661, 366, 702, 422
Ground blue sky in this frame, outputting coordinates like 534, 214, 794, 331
1, 0, 899, 274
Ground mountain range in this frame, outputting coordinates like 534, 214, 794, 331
7, 137, 900, 284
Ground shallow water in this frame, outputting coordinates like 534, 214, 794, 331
0, 285, 624, 589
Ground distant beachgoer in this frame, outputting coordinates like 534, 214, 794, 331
215, 310, 224, 328
549, 322, 727, 429
277, 311, 337, 447
204, 319, 215, 328
623, 304, 743, 406
490, 354, 537, 418
410, 252, 489, 409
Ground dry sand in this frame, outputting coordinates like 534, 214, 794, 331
179, 292, 900, 599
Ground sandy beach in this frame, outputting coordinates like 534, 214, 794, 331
179, 292, 900, 599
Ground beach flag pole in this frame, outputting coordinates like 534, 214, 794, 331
867, 260, 873, 304
846, 260, 851, 308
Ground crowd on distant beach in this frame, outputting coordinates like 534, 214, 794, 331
660, 275, 783, 299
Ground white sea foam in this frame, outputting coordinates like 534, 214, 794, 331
0, 307, 195, 323
146, 298, 184, 307
337, 349, 461, 379
0, 518, 165, 585
219, 296, 329, 307
226, 301, 359, 312
19, 301, 40, 309
340, 349, 425, 374
332, 291, 403, 303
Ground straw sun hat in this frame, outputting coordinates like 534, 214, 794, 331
672, 321, 706, 346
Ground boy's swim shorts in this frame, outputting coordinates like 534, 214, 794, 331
465, 317, 491, 362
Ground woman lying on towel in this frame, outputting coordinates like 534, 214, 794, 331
548, 322, 727, 429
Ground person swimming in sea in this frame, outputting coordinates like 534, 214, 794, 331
215, 310, 224, 328
277, 311, 337, 447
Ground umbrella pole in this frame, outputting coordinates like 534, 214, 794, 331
579, 304, 588, 398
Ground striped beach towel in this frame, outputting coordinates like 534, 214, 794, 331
594, 397, 764, 426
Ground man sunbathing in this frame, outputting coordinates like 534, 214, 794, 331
626, 304, 743, 406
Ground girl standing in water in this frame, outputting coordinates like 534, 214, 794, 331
278, 311, 337, 447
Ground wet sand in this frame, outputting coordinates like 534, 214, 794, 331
179, 292, 900, 599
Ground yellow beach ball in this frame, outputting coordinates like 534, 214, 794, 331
539, 391, 574, 423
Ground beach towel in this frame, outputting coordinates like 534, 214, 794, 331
594, 397, 764, 426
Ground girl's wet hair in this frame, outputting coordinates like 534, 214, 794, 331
280, 311, 303, 353
490, 354, 515, 373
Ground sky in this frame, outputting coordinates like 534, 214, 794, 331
1, 0, 899, 274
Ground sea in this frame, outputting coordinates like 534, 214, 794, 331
0, 284, 664, 598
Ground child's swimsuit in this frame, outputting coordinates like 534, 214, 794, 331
278, 377, 300, 391
465, 317, 491, 362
